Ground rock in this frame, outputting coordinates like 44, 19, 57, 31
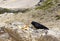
0, 0, 39, 9
4, 27, 60, 41
0, 33, 9, 39
48, 30, 60, 38
0, 21, 59, 41
0, 23, 6, 34
0, 23, 6, 27
3, 23, 60, 41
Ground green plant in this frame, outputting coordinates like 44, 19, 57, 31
35, 0, 56, 10
55, 15, 60, 20
0, 8, 30, 14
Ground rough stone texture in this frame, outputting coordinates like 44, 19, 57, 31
0, 0, 39, 9
0, 6, 60, 41
0, 21, 60, 41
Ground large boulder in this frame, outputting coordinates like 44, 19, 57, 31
0, 0, 39, 9
1, 21, 60, 41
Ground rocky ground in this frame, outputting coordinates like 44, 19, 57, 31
0, 0, 60, 41
0, 6, 60, 41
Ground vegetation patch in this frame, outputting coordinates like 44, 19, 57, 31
0, 8, 30, 14
35, 0, 57, 10
55, 15, 60, 20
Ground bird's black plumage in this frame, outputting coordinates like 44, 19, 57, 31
31, 21, 49, 30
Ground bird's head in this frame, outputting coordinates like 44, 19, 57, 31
31, 21, 37, 25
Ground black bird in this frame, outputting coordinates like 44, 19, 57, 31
31, 21, 49, 30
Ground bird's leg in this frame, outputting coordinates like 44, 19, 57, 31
42, 29, 48, 35
45, 30, 48, 35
